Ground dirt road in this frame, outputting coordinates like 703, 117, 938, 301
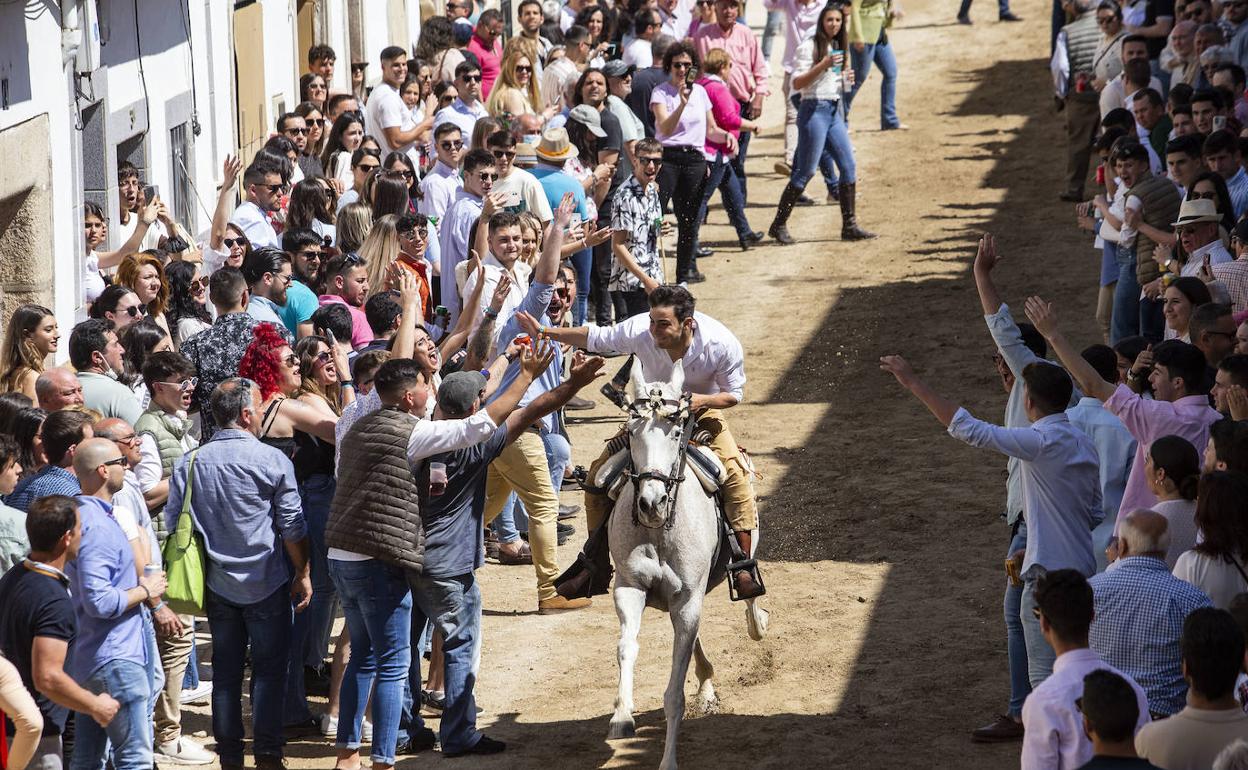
181, 0, 1102, 766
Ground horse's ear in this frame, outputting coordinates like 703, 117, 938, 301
627, 356, 647, 400
670, 359, 685, 395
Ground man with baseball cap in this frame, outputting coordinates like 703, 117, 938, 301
406, 356, 605, 756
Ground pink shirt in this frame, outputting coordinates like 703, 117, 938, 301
697, 75, 742, 158
317, 294, 372, 349
467, 33, 502, 98
1104, 383, 1221, 531
693, 22, 771, 102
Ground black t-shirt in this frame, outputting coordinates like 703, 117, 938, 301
627, 66, 667, 139
1144, 0, 1174, 58
596, 108, 627, 220
0, 563, 76, 735
1077, 756, 1164, 770
420, 425, 509, 578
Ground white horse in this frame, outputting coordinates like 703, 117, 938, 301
606, 359, 768, 770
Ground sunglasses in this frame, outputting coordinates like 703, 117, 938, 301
478, 171, 499, 182
491, 149, 516, 159
188, 277, 207, 291
223, 237, 246, 248
671, 61, 693, 70
400, 227, 429, 239
298, 250, 323, 261
343, 253, 365, 267
515, 65, 533, 73
283, 354, 299, 368
100, 456, 130, 469
638, 156, 663, 167
112, 433, 140, 446
158, 377, 199, 393
440, 140, 465, 150
356, 163, 379, 173
263, 183, 287, 194
121, 305, 147, 318
395, 169, 415, 181
314, 350, 333, 365
460, 74, 483, 83
1189, 191, 1218, 200
285, 127, 310, 135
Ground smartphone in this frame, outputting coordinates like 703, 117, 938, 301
501, 188, 522, 208
1214, 115, 1228, 131
567, 212, 582, 232
685, 67, 699, 89
144, 184, 159, 201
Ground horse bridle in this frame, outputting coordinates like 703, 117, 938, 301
623, 389, 698, 530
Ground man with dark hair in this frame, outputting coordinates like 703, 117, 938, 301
433, 61, 489, 139
326, 93, 360, 125
419, 124, 465, 222
1030, 300, 1223, 552
626, 34, 676, 137
229, 158, 285, 249
1090, 510, 1213, 716
318, 254, 372, 349
0, 496, 122, 768
1164, 134, 1206, 192
1115, 140, 1182, 342
1212, 353, 1248, 415
310, 303, 354, 352
625, 10, 660, 68
1190, 87, 1224, 134
1171, 103, 1197, 136
489, 129, 553, 224
242, 247, 297, 338
366, 46, 421, 156
1135, 607, 1248, 766
468, 9, 504, 97
609, 137, 666, 317
277, 112, 323, 179
883, 351, 1101, 690
280, 228, 324, 338
543, 25, 590, 111
70, 318, 141, 424
439, 149, 502, 327
134, 350, 198, 518
7, 410, 94, 512
1204, 416, 1248, 472
1191, 303, 1238, 367
1212, 62, 1248, 123
308, 44, 336, 83
1204, 129, 1248, 216
1132, 89, 1172, 159
1077, 670, 1160, 768
459, 211, 530, 351
181, 267, 265, 440
362, 292, 403, 354
166, 378, 310, 770
1069, 344, 1137, 573
1021, 570, 1150, 769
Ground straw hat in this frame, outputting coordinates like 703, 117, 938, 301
1170, 197, 1222, 227
536, 127, 577, 162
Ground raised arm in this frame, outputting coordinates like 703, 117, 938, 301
539, 193, 575, 285
97, 198, 161, 269
438, 259, 487, 360
504, 351, 605, 442
880, 355, 960, 427
464, 272, 511, 370
972, 233, 1006, 316
209, 156, 242, 251
1024, 296, 1116, 401
484, 338, 556, 424
513, 310, 590, 348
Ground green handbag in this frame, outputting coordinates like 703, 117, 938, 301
161, 451, 206, 615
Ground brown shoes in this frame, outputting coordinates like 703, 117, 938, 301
539, 595, 592, 614
971, 714, 1024, 743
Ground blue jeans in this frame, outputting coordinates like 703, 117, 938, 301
733, 101, 753, 203
71, 659, 153, 770
492, 491, 528, 544
569, 247, 592, 325
1003, 520, 1030, 717
1111, 246, 1141, 345
330, 558, 412, 765
182, 623, 199, 689
762, 9, 782, 58
845, 38, 901, 129
286, 474, 338, 723
792, 99, 856, 190
958, 0, 1011, 17
1021, 571, 1056, 688
409, 572, 483, 754
206, 584, 292, 765
698, 151, 754, 241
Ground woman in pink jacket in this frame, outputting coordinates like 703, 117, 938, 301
696, 49, 764, 250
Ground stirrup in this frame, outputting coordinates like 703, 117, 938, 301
727, 558, 766, 601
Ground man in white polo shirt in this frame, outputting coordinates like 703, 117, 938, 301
365, 46, 421, 156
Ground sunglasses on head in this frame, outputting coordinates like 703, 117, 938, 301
223, 237, 246, 248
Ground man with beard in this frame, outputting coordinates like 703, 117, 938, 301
318, 253, 372, 349
279, 229, 324, 339
242, 248, 297, 342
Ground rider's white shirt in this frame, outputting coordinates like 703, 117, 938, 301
586, 311, 746, 402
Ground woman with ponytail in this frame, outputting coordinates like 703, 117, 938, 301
1143, 434, 1201, 567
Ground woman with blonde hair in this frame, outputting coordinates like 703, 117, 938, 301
117, 251, 172, 336
335, 201, 374, 257
487, 48, 545, 119
517, 211, 544, 268
360, 214, 403, 298
0, 304, 58, 399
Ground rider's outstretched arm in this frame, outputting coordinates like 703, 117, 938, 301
513, 311, 590, 349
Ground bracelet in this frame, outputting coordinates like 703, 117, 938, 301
538, 325, 547, 337
340, 379, 354, 389
484, 307, 499, 319
151, 600, 166, 612
141, 585, 151, 600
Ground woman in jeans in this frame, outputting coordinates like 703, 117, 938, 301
696, 48, 764, 251
650, 42, 738, 283
769, 2, 876, 243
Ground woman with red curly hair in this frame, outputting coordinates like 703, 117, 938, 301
237, 323, 337, 457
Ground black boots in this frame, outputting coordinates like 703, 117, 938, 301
768, 183, 805, 245
839, 182, 877, 241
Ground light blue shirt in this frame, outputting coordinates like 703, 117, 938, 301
247, 295, 285, 329
1228, 167, 1248, 219
278, 280, 320, 337
431, 99, 488, 141
438, 189, 483, 329
65, 496, 147, 682
165, 430, 306, 605
1066, 396, 1136, 527
490, 281, 560, 432
948, 409, 1101, 576
985, 303, 1080, 525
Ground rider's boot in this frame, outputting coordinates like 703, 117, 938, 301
730, 530, 766, 600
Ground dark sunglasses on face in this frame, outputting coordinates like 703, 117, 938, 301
121, 305, 147, 318
264, 183, 287, 194
478, 171, 499, 182
223, 237, 246, 248
671, 61, 693, 70
491, 149, 516, 159
315, 351, 333, 365
515, 65, 533, 73
1190, 191, 1218, 200
356, 163, 379, 173
396, 169, 415, 181
188, 277, 207, 291
283, 354, 299, 368
299, 250, 323, 261
100, 456, 129, 469
460, 74, 483, 83
440, 140, 464, 150
286, 127, 310, 135
638, 156, 663, 167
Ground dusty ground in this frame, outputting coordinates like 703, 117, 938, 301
180, 0, 1104, 766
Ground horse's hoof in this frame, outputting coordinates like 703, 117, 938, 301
746, 603, 770, 641
607, 719, 636, 740
697, 694, 721, 716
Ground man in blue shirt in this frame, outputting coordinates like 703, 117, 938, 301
881, 354, 1101, 692
280, 229, 325, 339
68, 438, 167, 770
166, 378, 310, 770
7, 409, 93, 512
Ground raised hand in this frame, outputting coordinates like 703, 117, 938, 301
513, 310, 543, 339
490, 272, 513, 312
520, 337, 557, 379
568, 350, 606, 388
1023, 296, 1058, 338
554, 192, 576, 229
974, 233, 1003, 274
222, 155, 243, 190
879, 354, 918, 387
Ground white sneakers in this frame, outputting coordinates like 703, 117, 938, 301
178, 681, 212, 705
155, 736, 215, 765
320, 713, 373, 741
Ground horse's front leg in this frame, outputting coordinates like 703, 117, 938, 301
608, 584, 646, 739
660, 593, 703, 770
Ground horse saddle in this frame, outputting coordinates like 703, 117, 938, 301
593, 443, 727, 502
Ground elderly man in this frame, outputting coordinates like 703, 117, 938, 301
693, 0, 769, 203
35, 368, 85, 411
1191, 304, 1239, 369
1090, 510, 1213, 717
1053, 0, 1104, 202
166, 379, 310, 770
68, 437, 167, 770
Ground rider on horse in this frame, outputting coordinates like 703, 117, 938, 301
518, 284, 764, 599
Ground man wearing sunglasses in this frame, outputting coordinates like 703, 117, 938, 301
229, 157, 285, 250
279, 112, 325, 179
439, 148, 505, 327
488, 130, 553, 224
433, 62, 490, 141
241, 248, 297, 344
419, 124, 465, 223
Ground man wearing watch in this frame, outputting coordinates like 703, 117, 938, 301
69, 438, 169, 770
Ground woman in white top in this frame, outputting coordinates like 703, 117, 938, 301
769, 2, 874, 244
320, 114, 367, 194
1143, 435, 1202, 567
1174, 471, 1248, 608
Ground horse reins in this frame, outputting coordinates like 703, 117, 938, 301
624, 394, 698, 530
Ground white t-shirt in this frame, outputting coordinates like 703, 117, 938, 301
366, 82, 416, 155
1118, 194, 1142, 245
493, 168, 555, 222
1173, 549, 1248, 609
623, 37, 653, 69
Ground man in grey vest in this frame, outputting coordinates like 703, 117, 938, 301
324, 347, 555, 770
1052, 0, 1101, 201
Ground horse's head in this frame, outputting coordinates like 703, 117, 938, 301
624, 357, 690, 528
